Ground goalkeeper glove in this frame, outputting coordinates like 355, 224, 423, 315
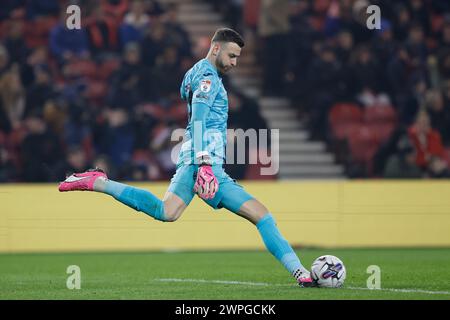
193, 152, 219, 200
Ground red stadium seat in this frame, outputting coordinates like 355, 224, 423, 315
329, 103, 364, 143
168, 102, 188, 123
137, 103, 165, 120
84, 80, 107, 104
97, 58, 121, 80
363, 105, 397, 124
244, 0, 260, 28
367, 122, 396, 144
244, 148, 277, 180
0, 22, 6, 39
24, 17, 58, 48
329, 103, 363, 125
132, 149, 152, 163
445, 148, 450, 167
66, 60, 98, 79
331, 122, 363, 140
347, 126, 379, 163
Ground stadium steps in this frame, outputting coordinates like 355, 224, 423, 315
259, 97, 345, 179
278, 165, 345, 180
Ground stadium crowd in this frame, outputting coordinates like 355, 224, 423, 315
251, 0, 450, 178
0, 0, 267, 182
1, 0, 450, 182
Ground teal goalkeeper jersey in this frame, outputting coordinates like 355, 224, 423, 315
178, 58, 228, 167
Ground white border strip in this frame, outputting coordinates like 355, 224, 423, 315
154, 278, 450, 296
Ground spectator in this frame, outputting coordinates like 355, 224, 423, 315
62, 99, 93, 151
18, 46, 48, 86
349, 45, 381, 96
119, 0, 149, 47
438, 19, 450, 49
140, 20, 168, 67
152, 46, 184, 101
437, 48, 450, 84
383, 135, 422, 178
408, 110, 447, 171
20, 111, 62, 181
85, 6, 120, 58
0, 143, 18, 181
258, 0, 290, 96
49, 10, 90, 63
305, 44, 344, 140
107, 42, 147, 108
0, 64, 25, 133
163, 3, 192, 60
123, 0, 150, 30
93, 154, 117, 179
26, 0, 59, 19
144, 0, 165, 18
0, 0, 26, 21
405, 23, 428, 66
371, 19, 397, 92
3, 19, 29, 65
386, 46, 418, 118
0, 45, 10, 76
25, 64, 54, 117
57, 145, 91, 180
226, 89, 268, 179
425, 89, 450, 146
101, 0, 130, 23
228, 89, 268, 131
94, 108, 135, 168
323, 0, 372, 43
408, 0, 431, 36
150, 122, 177, 177
335, 29, 354, 65
393, 5, 412, 42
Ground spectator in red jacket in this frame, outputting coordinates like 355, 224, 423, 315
408, 110, 447, 171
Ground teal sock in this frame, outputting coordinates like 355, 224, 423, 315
103, 180, 166, 221
256, 213, 305, 277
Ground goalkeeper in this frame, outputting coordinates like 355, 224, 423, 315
59, 28, 313, 287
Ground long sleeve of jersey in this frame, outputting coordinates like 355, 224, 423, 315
191, 101, 210, 159
190, 76, 220, 160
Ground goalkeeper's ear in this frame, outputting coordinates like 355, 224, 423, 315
211, 42, 220, 57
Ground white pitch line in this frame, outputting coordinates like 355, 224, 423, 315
346, 286, 450, 296
154, 278, 450, 296
154, 278, 287, 287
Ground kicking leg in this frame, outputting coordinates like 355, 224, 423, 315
221, 191, 314, 287
59, 169, 187, 222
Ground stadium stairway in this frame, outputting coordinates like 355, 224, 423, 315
163, 0, 345, 179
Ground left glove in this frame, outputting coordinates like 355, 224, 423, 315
193, 154, 219, 200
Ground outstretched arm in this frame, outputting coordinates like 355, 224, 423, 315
191, 100, 218, 199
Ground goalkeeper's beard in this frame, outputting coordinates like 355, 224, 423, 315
216, 57, 231, 73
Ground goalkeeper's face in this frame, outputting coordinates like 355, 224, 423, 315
216, 42, 241, 73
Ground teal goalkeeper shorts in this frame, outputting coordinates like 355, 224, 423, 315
167, 165, 254, 213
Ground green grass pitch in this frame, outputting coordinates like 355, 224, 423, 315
0, 248, 449, 300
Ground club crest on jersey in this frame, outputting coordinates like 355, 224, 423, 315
200, 79, 212, 92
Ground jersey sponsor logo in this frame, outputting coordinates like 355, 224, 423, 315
200, 79, 212, 92
195, 93, 209, 100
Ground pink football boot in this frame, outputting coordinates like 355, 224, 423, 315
295, 269, 317, 288
58, 168, 107, 192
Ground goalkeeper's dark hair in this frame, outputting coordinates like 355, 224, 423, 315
212, 28, 245, 48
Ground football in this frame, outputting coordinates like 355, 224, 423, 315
311, 255, 346, 288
